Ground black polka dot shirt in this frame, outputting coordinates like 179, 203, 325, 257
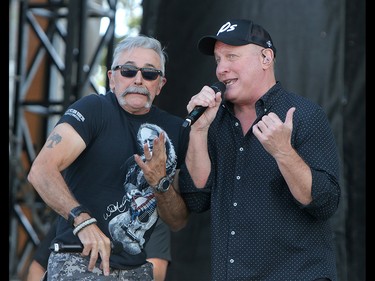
179, 82, 341, 281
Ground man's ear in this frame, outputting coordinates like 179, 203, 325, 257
261, 48, 273, 64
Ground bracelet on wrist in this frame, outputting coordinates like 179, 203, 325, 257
72, 217, 97, 236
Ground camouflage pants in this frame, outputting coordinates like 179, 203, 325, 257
46, 252, 153, 281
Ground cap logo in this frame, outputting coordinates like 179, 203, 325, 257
266, 40, 272, 48
216, 22, 238, 36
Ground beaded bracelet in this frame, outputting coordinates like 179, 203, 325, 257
72, 217, 97, 236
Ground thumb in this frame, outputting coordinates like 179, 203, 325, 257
284, 107, 295, 129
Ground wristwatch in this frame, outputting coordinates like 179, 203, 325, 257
153, 176, 171, 193
67, 205, 91, 228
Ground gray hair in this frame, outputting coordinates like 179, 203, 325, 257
111, 35, 167, 75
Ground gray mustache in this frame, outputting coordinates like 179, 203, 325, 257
123, 86, 150, 96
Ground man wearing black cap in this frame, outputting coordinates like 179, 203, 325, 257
177, 19, 341, 281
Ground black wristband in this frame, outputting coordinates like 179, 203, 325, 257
67, 205, 91, 228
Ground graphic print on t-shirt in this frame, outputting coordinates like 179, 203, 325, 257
108, 123, 177, 255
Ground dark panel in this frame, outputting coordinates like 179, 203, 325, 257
343, 0, 366, 280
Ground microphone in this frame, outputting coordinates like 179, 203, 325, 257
49, 240, 123, 254
182, 81, 226, 128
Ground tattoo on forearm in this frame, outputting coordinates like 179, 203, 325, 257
46, 132, 62, 148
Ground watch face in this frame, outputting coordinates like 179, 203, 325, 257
157, 177, 170, 192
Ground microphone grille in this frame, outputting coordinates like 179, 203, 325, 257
211, 81, 226, 93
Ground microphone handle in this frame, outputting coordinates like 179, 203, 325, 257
182, 106, 206, 127
50, 241, 123, 254
50, 242, 83, 253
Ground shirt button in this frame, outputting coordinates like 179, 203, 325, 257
231, 231, 235, 235
230, 259, 234, 263
236, 176, 240, 180
239, 147, 243, 151
233, 202, 237, 207
235, 122, 239, 126
264, 108, 267, 112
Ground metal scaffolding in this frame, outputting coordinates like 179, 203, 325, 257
9, 0, 117, 279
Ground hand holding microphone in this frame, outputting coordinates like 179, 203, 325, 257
182, 81, 226, 127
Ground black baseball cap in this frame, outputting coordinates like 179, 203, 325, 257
198, 19, 276, 57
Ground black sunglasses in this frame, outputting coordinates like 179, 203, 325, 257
112, 64, 163, 81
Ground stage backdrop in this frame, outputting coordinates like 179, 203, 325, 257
141, 1, 365, 281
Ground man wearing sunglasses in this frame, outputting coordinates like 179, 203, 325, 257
27, 35, 190, 280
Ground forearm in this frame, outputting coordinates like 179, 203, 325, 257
28, 164, 79, 220
185, 128, 211, 188
146, 258, 168, 281
26, 260, 46, 281
275, 148, 312, 205
155, 180, 189, 232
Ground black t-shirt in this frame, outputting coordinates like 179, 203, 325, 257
52, 91, 188, 268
